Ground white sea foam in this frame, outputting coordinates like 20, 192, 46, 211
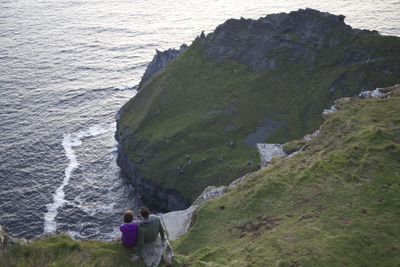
43, 123, 116, 234
67, 197, 116, 216
67, 226, 120, 241
115, 84, 137, 91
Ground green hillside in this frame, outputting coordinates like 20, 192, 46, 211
117, 11, 400, 207
173, 86, 400, 266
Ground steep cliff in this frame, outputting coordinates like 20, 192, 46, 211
117, 9, 400, 211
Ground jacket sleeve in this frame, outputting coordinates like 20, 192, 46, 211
159, 218, 165, 240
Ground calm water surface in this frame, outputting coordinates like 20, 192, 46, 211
0, 0, 399, 240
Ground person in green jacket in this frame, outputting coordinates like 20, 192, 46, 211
137, 207, 165, 252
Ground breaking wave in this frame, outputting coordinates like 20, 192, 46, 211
43, 123, 116, 234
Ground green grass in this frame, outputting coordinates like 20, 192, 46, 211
172, 89, 400, 266
0, 235, 145, 267
118, 32, 400, 204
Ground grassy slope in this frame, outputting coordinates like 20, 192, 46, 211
172, 89, 400, 266
118, 33, 400, 203
0, 235, 145, 267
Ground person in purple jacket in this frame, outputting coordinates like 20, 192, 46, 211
120, 210, 138, 248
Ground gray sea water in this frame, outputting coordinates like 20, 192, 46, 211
0, 0, 399, 240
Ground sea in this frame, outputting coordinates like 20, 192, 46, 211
0, 0, 399, 240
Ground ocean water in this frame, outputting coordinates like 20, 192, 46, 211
0, 0, 399, 240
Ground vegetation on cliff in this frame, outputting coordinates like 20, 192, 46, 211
0, 235, 145, 267
117, 9, 400, 207
173, 86, 400, 266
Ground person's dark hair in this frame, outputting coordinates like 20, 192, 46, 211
140, 207, 150, 219
123, 210, 134, 223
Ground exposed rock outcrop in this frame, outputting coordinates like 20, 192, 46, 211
203, 8, 373, 71
256, 144, 286, 168
358, 88, 386, 99
162, 185, 232, 241
138, 44, 188, 90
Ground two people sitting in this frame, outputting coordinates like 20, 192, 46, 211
120, 207, 165, 253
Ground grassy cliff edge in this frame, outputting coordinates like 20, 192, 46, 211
173, 86, 400, 266
0, 235, 145, 267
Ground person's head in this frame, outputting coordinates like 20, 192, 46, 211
123, 210, 134, 223
140, 207, 150, 219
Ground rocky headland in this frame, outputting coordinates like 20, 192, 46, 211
116, 8, 400, 212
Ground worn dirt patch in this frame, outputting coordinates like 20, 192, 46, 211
237, 216, 281, 238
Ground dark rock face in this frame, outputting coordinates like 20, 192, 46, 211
138, 44, 188, 90
116, 143, 189, 212
203, 8, 369, 71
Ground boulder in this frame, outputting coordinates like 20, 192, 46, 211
256, 144, 286, 168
